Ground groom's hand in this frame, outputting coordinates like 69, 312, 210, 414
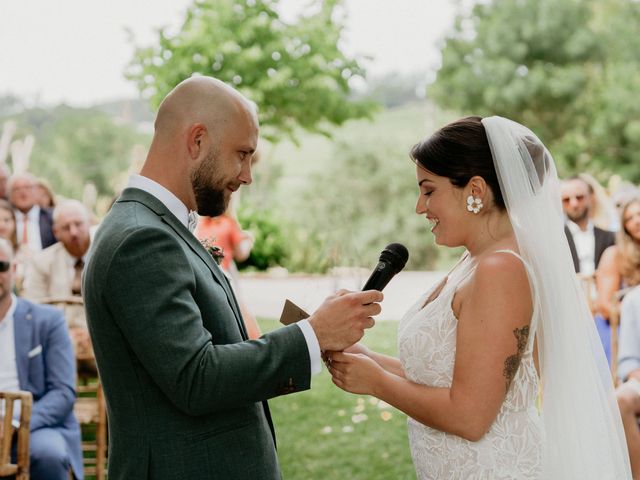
308, 289, 382, 351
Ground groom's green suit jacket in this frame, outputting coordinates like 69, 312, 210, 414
83, 188, 311, 479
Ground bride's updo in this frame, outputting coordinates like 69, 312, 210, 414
409, 116, 506, 211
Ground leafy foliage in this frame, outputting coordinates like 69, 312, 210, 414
3, 104, 147, 200
289, 140, 440, 271
430, 0, 640, 181
237, 205, 288, 270
126, 0, 376, 143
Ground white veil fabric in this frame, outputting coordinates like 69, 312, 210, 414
481, 116, 631, 479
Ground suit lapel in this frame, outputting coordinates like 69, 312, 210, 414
13, 300, 31, 389
118, 189, 248, 340
161, 214, 248, 340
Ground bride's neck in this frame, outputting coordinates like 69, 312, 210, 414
466, 210, 515, 258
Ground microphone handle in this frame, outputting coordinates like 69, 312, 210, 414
362, 261, 395, 291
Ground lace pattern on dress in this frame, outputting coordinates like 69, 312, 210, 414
398, 251, 543, 479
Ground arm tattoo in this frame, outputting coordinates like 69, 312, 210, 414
503, 325, 530, 393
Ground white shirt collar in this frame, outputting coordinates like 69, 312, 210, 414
0, 295, 18, 329
566, 219, 594, 235
127, 174, 191, 230
16, 205, 40, 222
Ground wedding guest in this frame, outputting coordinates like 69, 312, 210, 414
579, 172, 618, 232
0, 238, 83, 479
597, 197, 640, 321
329, 116, 630, 478
561, 176, 615, 275
23, 199, 91, 301
23, 199, 93, 363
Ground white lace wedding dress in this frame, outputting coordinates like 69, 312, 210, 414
398, 251, 543, 479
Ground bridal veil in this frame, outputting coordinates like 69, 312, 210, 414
481, 116, 631, 478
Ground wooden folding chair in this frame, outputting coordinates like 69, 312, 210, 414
577, 272, 597, 314
41, 297, 107, 479
0, 391, 33, 480
610, 287, 634, 386
74, 377, 107, 479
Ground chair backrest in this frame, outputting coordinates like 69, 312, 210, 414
609, 287, 634, 386
40, 297, 107, 479
74, 377, 107, 480
577, 272, 597, 314
0, 390, 33, 480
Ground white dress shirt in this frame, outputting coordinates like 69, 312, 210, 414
0, 295, 21, 423
15, 205, 43, 251
126, 175, 322, 375
567, 220, 596, 275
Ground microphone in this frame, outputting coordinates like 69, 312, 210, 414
362, 243, 409, 291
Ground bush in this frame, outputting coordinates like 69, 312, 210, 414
237, 207, 288, 271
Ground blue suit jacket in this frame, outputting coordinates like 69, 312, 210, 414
14, 298, 83, 478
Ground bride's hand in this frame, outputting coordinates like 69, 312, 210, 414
343, 342, 371, 356
329, 351, 384, 395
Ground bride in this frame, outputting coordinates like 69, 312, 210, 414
328, 116, 631, 479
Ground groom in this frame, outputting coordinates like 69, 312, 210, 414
83, 76, 382, 479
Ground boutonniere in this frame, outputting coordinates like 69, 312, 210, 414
200, 237, 224, 265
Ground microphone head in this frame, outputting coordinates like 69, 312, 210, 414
380, 243, 409, 274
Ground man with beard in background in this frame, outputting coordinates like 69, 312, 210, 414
561, 176, 615, 275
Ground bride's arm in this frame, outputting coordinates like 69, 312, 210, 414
331, 254, 533, 442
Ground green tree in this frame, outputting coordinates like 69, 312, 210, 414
126, 0, 376, 143
6, 105, 146, 200
430, 0, 640, 181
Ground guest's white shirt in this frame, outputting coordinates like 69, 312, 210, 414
126, 175, 322, 375
567, 220, 596, 275
15, 206, 43, 251
0, 295, 21, 423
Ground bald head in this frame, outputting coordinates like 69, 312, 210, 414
53, 199, 91, 257
142, 76, 259, 213
154, 76, 257, 141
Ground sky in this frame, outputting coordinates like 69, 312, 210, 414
0, 0, 457, 107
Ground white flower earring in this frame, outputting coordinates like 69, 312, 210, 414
466, 195, 483, 214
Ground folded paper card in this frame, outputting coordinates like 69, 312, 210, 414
279, 299, 310, 325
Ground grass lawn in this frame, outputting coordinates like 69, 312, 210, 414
259, 318, 416, 480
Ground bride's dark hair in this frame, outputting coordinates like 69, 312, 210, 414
409, 116, 506, 210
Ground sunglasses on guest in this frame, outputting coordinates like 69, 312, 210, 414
0, 261, 11, 272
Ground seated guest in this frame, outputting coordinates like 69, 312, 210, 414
596, 196, 640, 363
8, 172, 56, 253
616, 286, 640, 478
23, 199, 91, 301
561, 176, 615, 275
0, 238, 83, 479
597, 197, 640, 319
22, 200, 92, 361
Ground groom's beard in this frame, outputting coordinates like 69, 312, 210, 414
191, 148, 227, 217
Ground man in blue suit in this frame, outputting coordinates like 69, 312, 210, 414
0, 238, 83, 479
